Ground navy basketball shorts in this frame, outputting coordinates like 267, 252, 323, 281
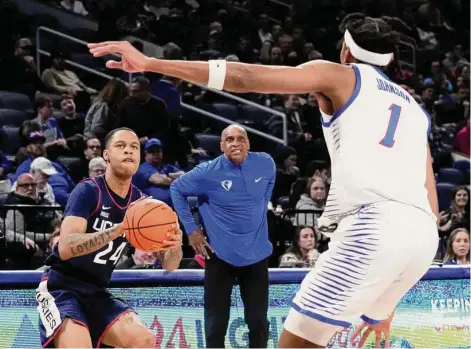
35, 269, 134, 348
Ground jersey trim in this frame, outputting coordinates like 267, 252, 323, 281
320, 64, 362, 128
89, 177, 102, 217
420, 106, 433, 138
102, 175, 134, 210
374, 66, 391, 81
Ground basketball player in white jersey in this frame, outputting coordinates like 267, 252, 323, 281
89, 12, 439, 348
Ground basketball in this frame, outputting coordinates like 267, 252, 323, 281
123, 198, 178, 252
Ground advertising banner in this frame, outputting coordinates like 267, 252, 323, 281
0, 276, 469, 348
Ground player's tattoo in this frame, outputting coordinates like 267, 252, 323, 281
67, 226, 116, 257
120, 313, 134, 324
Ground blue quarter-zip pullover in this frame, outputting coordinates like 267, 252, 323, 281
170, 152, 276, 266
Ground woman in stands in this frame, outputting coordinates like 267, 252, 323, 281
279, 226, 320, 268
438, 186, 470, 237
443, 228, 470, 265
84, 78, 129, 141
294, 176, 326, 230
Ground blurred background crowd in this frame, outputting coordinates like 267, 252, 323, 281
0, 0, 469, 270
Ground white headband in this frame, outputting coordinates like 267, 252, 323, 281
344, 29, 394, 66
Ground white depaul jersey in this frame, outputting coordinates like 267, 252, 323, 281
320, 63, 434, 220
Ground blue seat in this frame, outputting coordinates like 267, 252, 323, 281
0, 92, 33, 113
453, 159, 470, 174
438, 168, 464, 185
194, 134, 221, 156
212, 103, 238, 121
0, 126, 20, 155
436, 183, 455, 211
0, 109, 32, 127
239, 105, 272, 124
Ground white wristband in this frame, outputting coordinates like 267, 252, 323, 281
208, 60, 227, 90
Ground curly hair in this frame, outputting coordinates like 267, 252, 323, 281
338, 12, 416, 75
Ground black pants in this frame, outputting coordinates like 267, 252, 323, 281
204, 255, 269, 348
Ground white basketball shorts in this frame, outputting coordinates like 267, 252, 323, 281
283, 201, 438, 346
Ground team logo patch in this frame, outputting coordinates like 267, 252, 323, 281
221, 180, 232, 191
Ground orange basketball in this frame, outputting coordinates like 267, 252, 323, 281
123, 198, 178, 252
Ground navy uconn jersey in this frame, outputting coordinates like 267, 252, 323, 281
46, 175, 142, 286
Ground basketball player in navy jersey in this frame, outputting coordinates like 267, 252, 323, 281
35, 127, 183, 348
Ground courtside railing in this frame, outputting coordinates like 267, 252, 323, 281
36, 26, 288, 145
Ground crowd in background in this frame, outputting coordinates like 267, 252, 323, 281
0, 0, 469, 270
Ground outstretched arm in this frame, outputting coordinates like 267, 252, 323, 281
88, 41, 347, 95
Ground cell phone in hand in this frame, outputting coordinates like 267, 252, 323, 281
195, 255, 206, 268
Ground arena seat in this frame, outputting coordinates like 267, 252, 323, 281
0, 92, 33, 113
437, 168, 464, 185
238, 105, 272, 124
212, 103, 239, 121
0, 126, 20, 156
453, 159, 470, 174
0, 109, 33, 127
436, 182, 455, 211
194, 134, 221, 156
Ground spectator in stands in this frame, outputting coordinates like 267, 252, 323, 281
0, 132, 12, 179
84, 78, 129, 142
443, 45, 469, 75
15, 121, 41, 165
37, 229, 61, 271
116, 248, 159, 269
279, 226, 319, 268
60, 0, 88, 16
34, 95, 69, 159
439, 186, 470, 238
41, 51, 97, 112
10, 138, 74, 206
88, 157, 106, 178
0, 37, 46, 100
148, 42, 184, 120
268, 94, 304, 143
301, 93, 323, 141
443, 228, 470, 265
116, 76, 170, 145
421, 83, 437, 118
132, 138, 184, 206
55, 95, 86, 154
67, 138, 102, 182
84, 137, 102, 161
454, 120, 470, 156
294, 177, 326, 230
272, 146, 299, 205
31, 165, 56, 205
4, 173, 59, 269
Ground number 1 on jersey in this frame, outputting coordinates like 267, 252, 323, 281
380, 104, 402, 148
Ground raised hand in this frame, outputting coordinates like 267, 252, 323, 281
88, 41, 152, 73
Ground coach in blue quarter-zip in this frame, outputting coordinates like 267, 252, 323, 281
170, 124, 276, 348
